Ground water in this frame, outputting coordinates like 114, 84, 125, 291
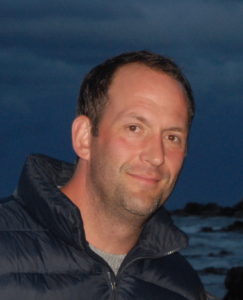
172, 215, 243, 299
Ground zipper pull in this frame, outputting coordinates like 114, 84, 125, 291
107, 271, 116, 290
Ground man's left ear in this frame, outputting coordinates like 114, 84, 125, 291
71, 115, 92, 161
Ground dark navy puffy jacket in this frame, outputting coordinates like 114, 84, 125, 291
0, 155, 207, 300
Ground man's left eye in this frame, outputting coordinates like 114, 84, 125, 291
167, 135, 180, 143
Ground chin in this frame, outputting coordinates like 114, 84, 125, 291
122, 196, 162, 218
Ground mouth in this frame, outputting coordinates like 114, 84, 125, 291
127, 173, 161, 185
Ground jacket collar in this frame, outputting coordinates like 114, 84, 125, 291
16, 154, 188, 256
16, 154, 86, 249
125, 208, 188, 262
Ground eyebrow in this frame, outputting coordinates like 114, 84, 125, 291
126, 114, 151, 126
163, 127, 185, 133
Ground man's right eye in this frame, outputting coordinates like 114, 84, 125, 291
128, 125, 139, 132
125, 124, 143, 135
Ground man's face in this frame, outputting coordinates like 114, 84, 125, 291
88, 63, 189, 220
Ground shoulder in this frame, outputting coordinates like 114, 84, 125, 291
0, 195, 52, 274
133, 252, 206, 299
0, 195, 46, 257
0, 195, 41, 231
158, 252, 206, 298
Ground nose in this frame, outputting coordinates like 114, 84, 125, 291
140, 135, 165, 167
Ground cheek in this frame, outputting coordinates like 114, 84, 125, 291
104, 136, 141, 162
166, 151, 185, 171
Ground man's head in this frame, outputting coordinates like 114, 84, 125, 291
71, 51, 193, 221
77, 50, 194, 136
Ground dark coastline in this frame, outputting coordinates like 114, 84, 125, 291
170, 200, 243, 299
170, 199, 243, 218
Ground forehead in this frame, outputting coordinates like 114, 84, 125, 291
99, 63, 189, 129
107, 63, 188, 109
109, 63, 186, 97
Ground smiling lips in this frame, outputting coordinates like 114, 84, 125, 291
127, 173, 161, 184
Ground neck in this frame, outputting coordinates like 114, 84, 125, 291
61, 164, 145, 255
84, 208, 143, 254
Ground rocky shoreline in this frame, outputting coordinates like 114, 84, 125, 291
171, 200, 243, 299
201, 220, 243, 234
170, 200, 243, 218
170, 200, 243, 234
199, 267, 243, 300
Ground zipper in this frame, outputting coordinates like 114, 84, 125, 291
109, 247, 183, 299
84, 245, 118, 298
107, 270, 116, 290
107, 270, 118, 300
117, 246, 182, 277
86, 242, 183, 298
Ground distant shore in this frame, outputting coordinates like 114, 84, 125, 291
170, 199, 243, 218
170, 200, 243, 234
171, 201, 243, 298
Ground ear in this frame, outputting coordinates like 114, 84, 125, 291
72, 115, 92, 160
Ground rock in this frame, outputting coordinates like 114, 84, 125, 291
200, 267, 227, 275
170, 199, 243, 218
232, 200, 243, 218
223, 267, 243, 300
208, 250, 232, 257
233, 199, 243, 211
183, 202, 222, 216
184, 202, 205, 215
201, 226, 214, 232
220, 206, 235, 217
200, 221, 243, 234
221, 221, 243, 233
234, 210, 243, 218
202, 203, 222, 216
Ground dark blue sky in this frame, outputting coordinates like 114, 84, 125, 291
0, 0, 242, 209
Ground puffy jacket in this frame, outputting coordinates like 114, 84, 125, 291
0, 154, 207, 300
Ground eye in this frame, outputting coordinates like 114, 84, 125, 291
166, 134, 181, 144
128, 124, 141, 133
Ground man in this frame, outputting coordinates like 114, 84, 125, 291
0, 51, 207, 299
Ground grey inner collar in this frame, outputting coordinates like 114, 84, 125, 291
89, 244, 126, 275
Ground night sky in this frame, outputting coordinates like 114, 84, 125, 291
0, 0, 242, 209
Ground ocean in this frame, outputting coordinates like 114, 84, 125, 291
172, 215, 243, 299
